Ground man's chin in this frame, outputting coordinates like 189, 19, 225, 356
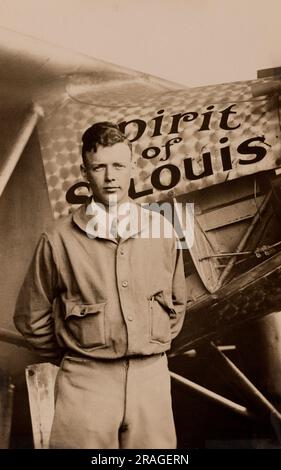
93, 191, 129, 207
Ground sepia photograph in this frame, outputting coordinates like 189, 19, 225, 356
0, 0, 281, 463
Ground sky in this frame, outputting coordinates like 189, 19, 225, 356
0, 0, 280, 87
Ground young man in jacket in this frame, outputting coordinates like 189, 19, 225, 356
14, 122, 187, 449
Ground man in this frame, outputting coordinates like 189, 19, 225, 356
14, 122, 187, 449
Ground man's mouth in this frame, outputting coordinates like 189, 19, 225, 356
103, 187, 120, 191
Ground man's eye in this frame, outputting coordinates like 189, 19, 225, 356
92, 166, 104, 171
115, 164, 126, 169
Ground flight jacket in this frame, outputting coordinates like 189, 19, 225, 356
14, 200, 187, 360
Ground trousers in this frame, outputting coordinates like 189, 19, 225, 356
49, 353, 176, 449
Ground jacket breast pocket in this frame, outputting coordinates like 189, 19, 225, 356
65, 301, 106, 349
148, 291, 174, 344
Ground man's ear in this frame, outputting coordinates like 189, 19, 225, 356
80, 164, 87, 180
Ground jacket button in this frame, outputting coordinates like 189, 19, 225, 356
120, 249, 124, 255
80, 308, 86, 315
122, 280, 128, 287
127, 315, 133, 321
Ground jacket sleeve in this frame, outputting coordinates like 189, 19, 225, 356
14, 233, 62, 360
170, 239, 187, 340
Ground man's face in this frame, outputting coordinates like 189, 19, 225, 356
82, 142, 132, 207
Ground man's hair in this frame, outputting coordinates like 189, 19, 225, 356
81, 122, 132, 165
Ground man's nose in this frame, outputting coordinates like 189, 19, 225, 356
105, 166, 115, 181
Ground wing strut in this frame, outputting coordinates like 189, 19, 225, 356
0, 104, 44, 197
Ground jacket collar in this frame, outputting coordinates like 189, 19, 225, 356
72, 198, 151, 242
